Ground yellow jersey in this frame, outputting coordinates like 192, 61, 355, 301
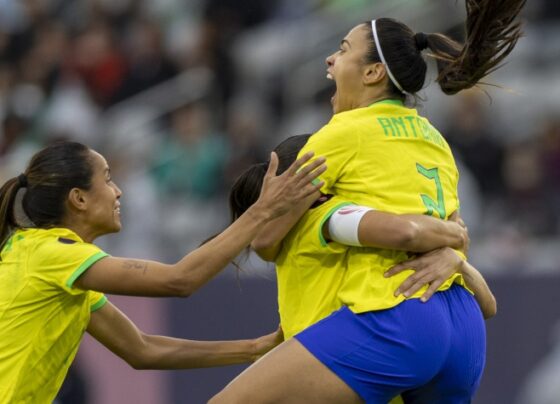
275, 196, 352, 339
276, 195, 405, 404
299, 99, 467, 313
0, 227, 108, 403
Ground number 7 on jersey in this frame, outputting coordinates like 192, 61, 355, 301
416, 163, 446, 219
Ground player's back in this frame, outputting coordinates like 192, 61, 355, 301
299, 100, 465, 313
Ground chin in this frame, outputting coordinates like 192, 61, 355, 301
106, 222, 122, 234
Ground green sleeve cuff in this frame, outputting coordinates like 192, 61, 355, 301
90, 295, 108, 312
66, 251, 109, 288
318, 202, 355, 247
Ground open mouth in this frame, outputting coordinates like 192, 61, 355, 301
326, 71, 337, 107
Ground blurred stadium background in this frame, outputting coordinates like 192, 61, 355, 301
1, 0, 559, 403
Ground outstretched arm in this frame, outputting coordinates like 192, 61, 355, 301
75, 152, 326, 297
88, 301, 283, 369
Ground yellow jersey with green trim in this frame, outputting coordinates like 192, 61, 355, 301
299, 100, 467, 313
0, 227, 109, 403
275, 195, 405, 404
275, 196, 352, 340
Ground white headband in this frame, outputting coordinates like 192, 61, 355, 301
371, 19, 406, 94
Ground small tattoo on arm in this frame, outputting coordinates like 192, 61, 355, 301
122, 260, 148, 274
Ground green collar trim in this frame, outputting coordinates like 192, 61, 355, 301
369, 99, 404, 107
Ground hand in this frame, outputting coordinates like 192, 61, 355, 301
252, 326, 284, 361
255, 151, 326, 219
384, 247, 463, 302
449, 211, 470, 255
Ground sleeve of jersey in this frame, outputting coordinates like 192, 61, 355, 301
35, 241, 110, 295
298, 121, 359, 195
88, 291, 108, 312
317, 200, 356, 247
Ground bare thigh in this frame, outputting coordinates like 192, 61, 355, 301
209, 338, 363, 404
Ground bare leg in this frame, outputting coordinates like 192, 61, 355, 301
209, 338, 363, 404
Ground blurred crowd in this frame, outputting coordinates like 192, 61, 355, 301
1, 0, 559, 270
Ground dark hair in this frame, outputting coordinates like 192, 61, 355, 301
363, 0, 526, 97
229, 134, 312, 222
0, 141, 94, 248
229, 163, 268, 222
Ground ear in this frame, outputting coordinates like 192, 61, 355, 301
363, 63, 386, 85
67, 188, 88, 212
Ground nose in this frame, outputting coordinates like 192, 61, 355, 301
113, 183, 123, 198
325, 52, 335, 68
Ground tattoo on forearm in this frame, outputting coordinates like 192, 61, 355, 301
122, 260, 148, 274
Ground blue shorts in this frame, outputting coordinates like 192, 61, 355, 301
295, 285, 486, 404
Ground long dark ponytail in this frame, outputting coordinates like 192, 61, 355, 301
363, 0, 526, 96
0, 177, 23, 250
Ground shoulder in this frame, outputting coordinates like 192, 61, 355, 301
301, 116, 361, 158
30, 228, 105, 266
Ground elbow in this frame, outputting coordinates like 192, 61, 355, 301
168, 279, 194, 298
251, 240, 280, 262
124, 336, 156, 370
129, 357, 151, 370
164, 268, 195, 298
251, 236, 275, 252
483, 296, 498, 320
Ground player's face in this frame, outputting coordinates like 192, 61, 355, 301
83, 150, 122, 237
325, 24, 371, 114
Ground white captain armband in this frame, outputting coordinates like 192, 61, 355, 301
328, 205, 374, 247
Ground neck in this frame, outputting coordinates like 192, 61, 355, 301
361, 93, 403, 108
59, 218, 97, 243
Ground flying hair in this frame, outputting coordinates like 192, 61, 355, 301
363, 0, 526, 96
433, 0, 527, 94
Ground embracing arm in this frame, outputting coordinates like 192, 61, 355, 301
459, 260, 497, 319
75, 152, 325, 297
87, 301, 283, 369
385, 247, 497, 319
254, 202, 467, 262
324, 208, 467, 252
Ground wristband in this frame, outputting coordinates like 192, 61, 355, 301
328, 205, 373, 246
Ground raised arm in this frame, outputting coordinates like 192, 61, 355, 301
251, 192, 319, 261
75, 152, 326, 297
87, 301, 283, 369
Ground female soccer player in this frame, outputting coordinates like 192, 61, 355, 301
211, 1, 524, 403
0, 140, 325, 403
227, 134, 496, 404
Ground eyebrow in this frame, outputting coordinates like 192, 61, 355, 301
340, 39, 351, 48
